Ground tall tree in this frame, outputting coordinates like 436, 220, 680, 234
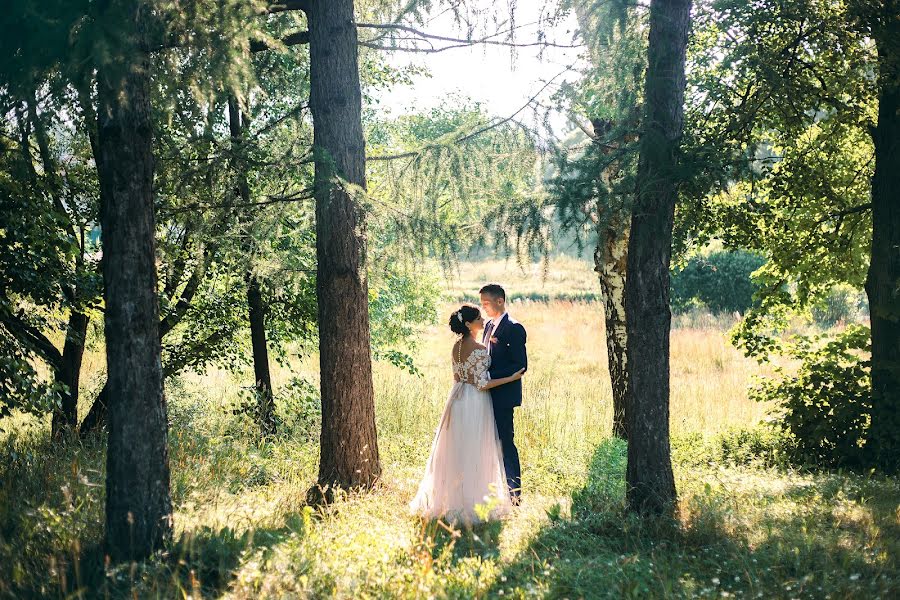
228, 96, 276, 436
96, 0, 172, 560
624, 0, 691, 515
306, 0, 381, 493
864, 0, 900, 472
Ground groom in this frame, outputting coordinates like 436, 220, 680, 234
480, 283, 527, 505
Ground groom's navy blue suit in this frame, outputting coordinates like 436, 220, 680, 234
483, 313, 527, 502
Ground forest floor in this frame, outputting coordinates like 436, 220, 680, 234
1, 259, 898, 598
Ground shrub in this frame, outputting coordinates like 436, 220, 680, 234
810, 283, 867, 327
671, 250, 766, 315
750, 325, 871, 469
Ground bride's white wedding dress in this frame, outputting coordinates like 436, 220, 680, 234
409, 347, 511, 524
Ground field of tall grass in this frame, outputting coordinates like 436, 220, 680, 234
1, 258, 898, 598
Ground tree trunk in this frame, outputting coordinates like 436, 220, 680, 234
227, 96, 276, 437
247, 276, 276, 435
95, 1, 172, 561
51, 311, 89, 438
865, 1, 900, 474
78, 383, 107, 437
624, 0, 691, 516
306, 0, 381, 493
595, 217, 630, 439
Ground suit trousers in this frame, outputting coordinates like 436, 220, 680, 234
493, 403, 521, 501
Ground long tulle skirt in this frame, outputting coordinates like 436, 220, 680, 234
409, 382, 511, 525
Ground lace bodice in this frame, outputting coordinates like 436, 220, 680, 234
452, 347, 491, 391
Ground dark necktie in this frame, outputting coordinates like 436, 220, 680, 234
483, 320, 494, 347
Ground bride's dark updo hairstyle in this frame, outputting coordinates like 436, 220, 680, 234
448, 304, 481, 337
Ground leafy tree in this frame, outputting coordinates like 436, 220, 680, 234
680, 0, 898, 472
670, 250, 766, 314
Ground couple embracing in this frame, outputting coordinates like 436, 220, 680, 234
410, 284, 527, 525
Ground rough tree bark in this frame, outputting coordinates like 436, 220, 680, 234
865, 0, 900, 473
306, 0, 381, 494
595, 216, 630, 439
624, 0, 691, 515
228, 96, 276, 437
95, 0, 172, 561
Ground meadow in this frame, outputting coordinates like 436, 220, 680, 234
1, 258, 897, 598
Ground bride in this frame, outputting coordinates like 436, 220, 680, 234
409, 304, 525, 525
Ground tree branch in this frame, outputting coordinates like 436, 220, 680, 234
0, 308, 63, 372
356, 21, 582, 53
267, 0, 311, 14
368, 67, 572, 162
250, 30, 310, 52
160, 188, 315, 216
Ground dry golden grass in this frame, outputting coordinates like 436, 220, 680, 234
4, 258, 896, 599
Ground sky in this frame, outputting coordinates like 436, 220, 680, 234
375, 2, 585, 138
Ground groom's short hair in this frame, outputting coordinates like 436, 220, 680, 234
479, 283, 506, 301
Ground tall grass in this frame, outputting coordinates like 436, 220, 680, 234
0, 258, 896, 598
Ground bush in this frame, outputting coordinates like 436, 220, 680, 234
750, 325, 871, 469
810, 283, 867, 327
671, 250, 766, 315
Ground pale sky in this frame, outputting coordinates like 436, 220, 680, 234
378, 2, 585, 138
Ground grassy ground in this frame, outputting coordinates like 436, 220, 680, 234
1, 259, 898, 598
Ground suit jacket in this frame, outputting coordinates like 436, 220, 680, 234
483, 313, 527, 409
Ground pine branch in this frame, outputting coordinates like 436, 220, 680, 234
369, 66, 573, 162
160, 188, 315, 216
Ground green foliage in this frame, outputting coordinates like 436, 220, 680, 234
369, 265, 439, 375
750, 325, 872, 469
367, 99, 542, 264
672, 427, 790, 470
810, 284, 868, 328
275, 376, 321, 439
0, 84, 101, 420
680, 0, 876, 347
670, 250, 766, 315
541, 0, 646, 258
0, 332, 61, 419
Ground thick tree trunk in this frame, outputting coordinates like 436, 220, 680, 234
624, 0, 691, 516
95, 1, 172, 561
228, 97, 276, 436
865, 2, 900, 474
595, 218, 630, 439
306, 0, 381, 493
51, 311, 89, 438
